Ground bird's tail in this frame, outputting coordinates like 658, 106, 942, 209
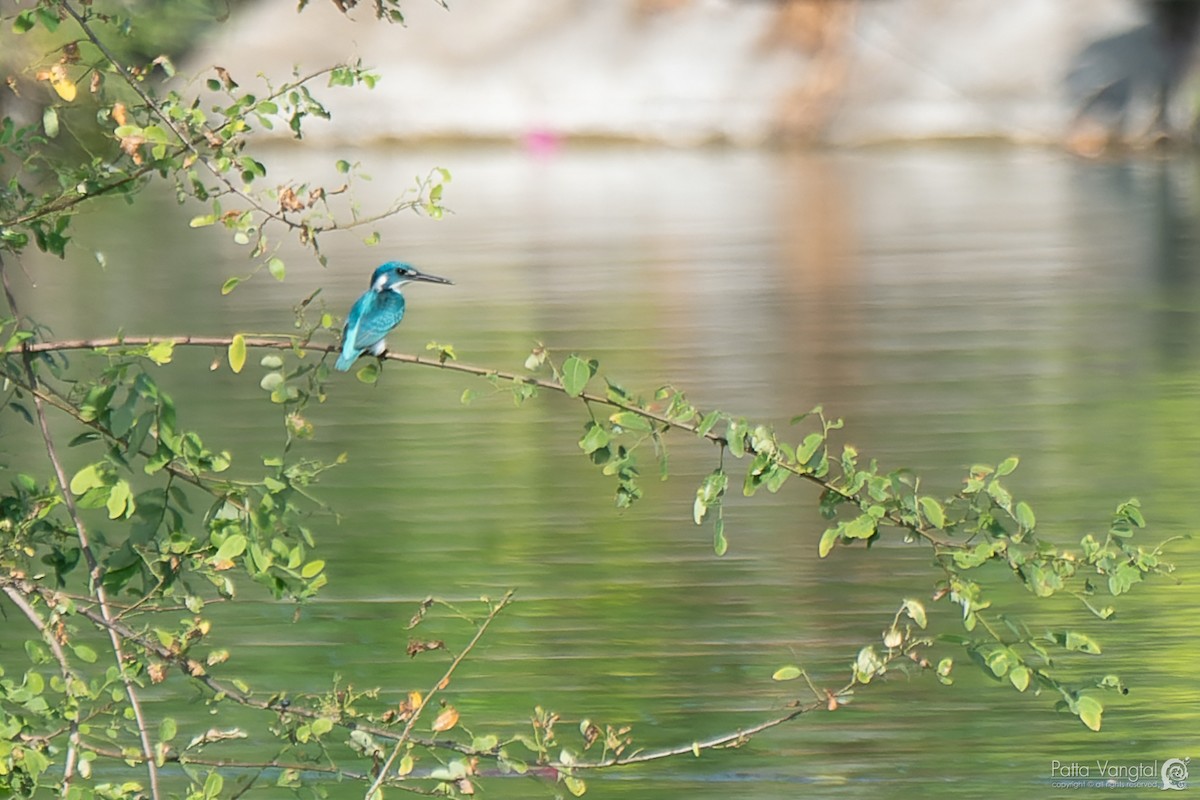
334, 351, 358, 372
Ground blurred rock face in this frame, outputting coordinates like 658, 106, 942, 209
187, 0, 1195, 146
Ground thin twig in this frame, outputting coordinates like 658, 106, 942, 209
79, 742, 437, 796
366, 591, 515, 799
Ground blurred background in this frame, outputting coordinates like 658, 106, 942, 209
5, 1, 1200, 798
181, 0, 1200, 151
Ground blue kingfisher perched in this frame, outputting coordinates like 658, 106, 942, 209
335, 261, 453, 371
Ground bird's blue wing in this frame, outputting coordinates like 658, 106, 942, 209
350, 292, 406, 351
335, 290, 407, 371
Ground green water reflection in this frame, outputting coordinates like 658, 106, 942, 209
6, 145, 1200, 798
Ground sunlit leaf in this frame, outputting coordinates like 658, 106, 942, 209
918, 496, 945, 529
214, 534, 247, 563
228, 334, 247, 373
42, 106, 59, 138
902, 598, 927, 628
818, 527, 839, 558
431, 705, 459, 732
772, 666, 802, 681
69, 464, 105, 496
1076, 696, 1103, 731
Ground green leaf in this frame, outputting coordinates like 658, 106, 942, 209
72, 644, 98, 663
228, 334, 247, 373
996, 456, 1019, 476
160, 717, 177, 743
189, 214, 217, 228
772, 665, 802, 681
1064, 631, 1102, 655
267, 257, 286, 281
795, 432, 824, 467
259, 372, 284, 392
260, 354, 284, 369
712, 517, 727, 556
214, 534, 247, 562
146, 341, 175, 365
818, 527, 839, 558
578, 422, 609, 454
311, 717, 333, 736
221, 276, 241, 295
106, 479, 134, 519
69, 464, 106, 496
300, 560, 325, 579
918, 496, 945, 529
1076, 696, 1103, 731
1009, 666, 1031, 692
13, 10, 36, 33
563, 776, 587, 797
356, 362, 380, 384
696, 409, 721, 437
838, 514, 877, 540
43, 106, 59, 138
561, 355, 591, 397
1015, 500, 1035, 531
902, 598, 927, 628
609, 411, 652, 432
1107, 562, 1142, 596
204, 771, 224, 799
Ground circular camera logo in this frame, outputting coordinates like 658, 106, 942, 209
1162, 757, 1189, 791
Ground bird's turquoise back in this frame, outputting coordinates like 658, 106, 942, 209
335, 289, 406, 370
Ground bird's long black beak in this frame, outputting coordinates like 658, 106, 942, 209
411, 269, 453, 286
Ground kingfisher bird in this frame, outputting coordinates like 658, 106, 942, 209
335, 261, 453, 372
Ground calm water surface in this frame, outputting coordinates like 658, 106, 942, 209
8, 145, 1200, 798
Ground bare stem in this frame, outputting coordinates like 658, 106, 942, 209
366, 591, 515, 799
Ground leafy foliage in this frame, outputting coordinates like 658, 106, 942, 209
0, 2, 1182, 799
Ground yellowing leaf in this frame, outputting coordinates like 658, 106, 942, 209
48, 64, 76, 101
146, 340, 174, 365
228, 334, 247, 373
431, 705, 459, 732
772, 665, 802, 681
1076, 696, 1103, 731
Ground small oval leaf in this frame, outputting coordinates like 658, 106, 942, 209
431, 706, 459, 733
228, 334, 247, 374
772, 666, 802, 681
